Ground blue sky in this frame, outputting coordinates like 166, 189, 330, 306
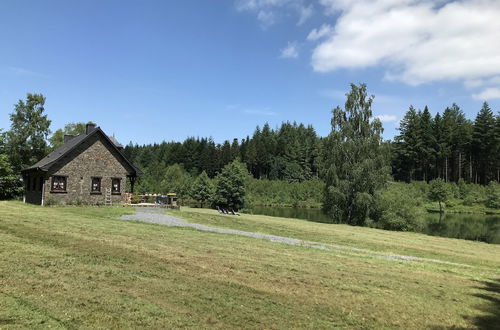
1, 0, 499, 145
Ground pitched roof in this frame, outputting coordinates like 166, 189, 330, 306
22, 127, 142, 175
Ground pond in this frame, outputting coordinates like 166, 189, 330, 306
244, 206, 500, 244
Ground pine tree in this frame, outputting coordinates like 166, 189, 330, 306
417, 106, 436, 181
472, 102, 496, 184
191, 171, 214, 208
393, 106, 420, 181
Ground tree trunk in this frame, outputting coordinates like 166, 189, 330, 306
469, 155, 473, 183
439, 201, 443, 213
445, 158, 448, 182
458, 152, 462, 181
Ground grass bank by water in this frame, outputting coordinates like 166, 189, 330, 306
1, 201, 499, 328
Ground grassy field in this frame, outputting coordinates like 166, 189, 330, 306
1, 202, 499, 329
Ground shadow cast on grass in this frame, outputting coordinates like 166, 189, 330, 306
471, 278, 500, 330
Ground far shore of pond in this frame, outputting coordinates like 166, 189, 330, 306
243, 202, 500, 215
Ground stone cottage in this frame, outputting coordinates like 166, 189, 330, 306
21, 123, 142, 205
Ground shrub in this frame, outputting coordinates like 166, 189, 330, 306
130, 194, 142, 204
486, 182, 500, 209
375, 183, 425, 231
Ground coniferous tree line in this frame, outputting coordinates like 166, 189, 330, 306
123, 102, 499, 188
123, 121, 321, 183
392, 102, 500, 185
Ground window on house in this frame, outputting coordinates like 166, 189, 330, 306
91, 177, 101, 193
51, 176, 67, 192
111, 178, 121, 194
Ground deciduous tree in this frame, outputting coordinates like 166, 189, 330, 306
322, 83, 391, 225
7, 93, 51, 172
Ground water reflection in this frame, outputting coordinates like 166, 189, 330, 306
245, 206, 500, 244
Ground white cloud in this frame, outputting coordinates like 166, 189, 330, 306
472, 87, 500, 101
307, 24, 334, 41
310, 0, 500, 97
237, 0, 313, 27
280, 41, 299, 58
376, 114, 398, 123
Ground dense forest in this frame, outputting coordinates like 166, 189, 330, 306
121, 101, 500, 190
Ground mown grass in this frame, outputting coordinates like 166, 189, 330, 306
170, 207, 500, 272
1, 201, 499, 329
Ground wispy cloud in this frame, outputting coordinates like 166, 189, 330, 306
9, 66, 48, 78
280, 41, 299, 59
236, 0, 313, 27
226, 104, 277, 116
307, 24, 334, 41
244, 108, 277, 116
472, 87, 500, 101
376, 114, 398, 123
297, 4, 313, 25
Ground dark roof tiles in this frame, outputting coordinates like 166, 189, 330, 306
22, 127, 141, 175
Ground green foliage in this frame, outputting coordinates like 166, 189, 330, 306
161, 164, 192, 199
246, 178, 324, 208
486, 182, 500, 209
322, 83, 391, 225
49, 122, 94, 149
375, 183, 425, 231
190, 171, 214, 207
6, 93, 51, 172
0, 154, 22, 199
213, 160, 249, 210
428, 178, 450, 213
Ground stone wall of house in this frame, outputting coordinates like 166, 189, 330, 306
42, 134, 131, 205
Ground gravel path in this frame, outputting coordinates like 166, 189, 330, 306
119, 208, 470, 268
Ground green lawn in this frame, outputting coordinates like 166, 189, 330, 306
1, 202, 499, 329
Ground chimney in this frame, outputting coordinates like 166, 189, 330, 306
85, 123, 96, 134
64, 134, 75, 143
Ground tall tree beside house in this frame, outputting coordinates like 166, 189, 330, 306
6, 93, 51, 172
213, 159, 249, 210
322, 83, 391, 225
49, 122, 95, 149
190, 171, 214, 208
